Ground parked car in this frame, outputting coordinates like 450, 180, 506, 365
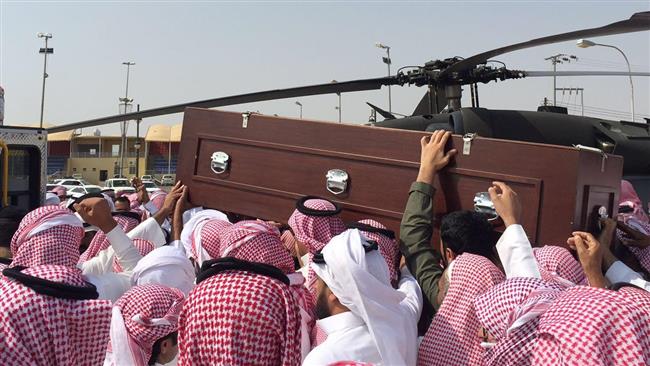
68, 185, 103, 199
141, 175, 153, 181
55, 179, 93, 190
161, 174, 175, 186
141, 180, 161, 193
72, 173, 84, 180
103, 178, 136, 195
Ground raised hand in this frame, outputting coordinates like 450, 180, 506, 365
74, 197, 117, 233
567, 231, 608, 288
416, 130, 457, 185
488, 181, 522, 228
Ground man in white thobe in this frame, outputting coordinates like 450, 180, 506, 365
303, 229, 422, 366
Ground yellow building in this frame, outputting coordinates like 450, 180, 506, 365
46, 123, 182, 185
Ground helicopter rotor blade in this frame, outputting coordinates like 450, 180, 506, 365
47, 77, 398, 133
522, 70, 650, 77
439, 11, 650, 79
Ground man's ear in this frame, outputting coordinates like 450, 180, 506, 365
445, 247, 456, 263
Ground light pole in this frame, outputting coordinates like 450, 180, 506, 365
577, 39, 635, 122
134, 104, 141, 177
332, 80, 341, 123
119, 61, 135, 177
295, 101, 303, 119
375, 42, 392, 113
37, 32, 53, 128
544, 53, 577, 106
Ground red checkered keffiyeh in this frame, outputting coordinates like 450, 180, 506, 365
532, 286, 650, 366
178, 270, 302, 366
281, 230, 300, 257
10, 206, 84, 267
50, 185, 67, 197
107, 284, 185, 366
113, 238, 155, 273
533, 245, 586, 286
0, 265, 112, 365
616, 215, 650, 273
617, 180, 650, 272
288, 198, 346, 298
356, 219, 400, 288
219, 220, 316, 354
191, 218, 232, 263
220, 220, 295, 274
418, 253, 505, 366
474, 277, 565, 366
150, 191, 167, 211
79, 215, 139, 263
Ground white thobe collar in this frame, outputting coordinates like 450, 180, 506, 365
316, 310, 365, 335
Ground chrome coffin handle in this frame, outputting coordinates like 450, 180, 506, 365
473, 192, 499, 222
326, 169, 349, 195
210, 152, 230, 174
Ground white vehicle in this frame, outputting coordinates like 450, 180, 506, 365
161, 174, 175, 186
141, 180, 161, 193
68, 185, 103, 199
103, 178, 136, 194
56, 179, 92, 190
141, 175, 153, 181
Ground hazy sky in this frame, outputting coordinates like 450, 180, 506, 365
1, 1, 649, 136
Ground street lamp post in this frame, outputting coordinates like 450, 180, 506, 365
577, 39, 635, 122
119, 61, 135, 177
134, 104, 141, 177
375, 42, 392, 113
37, 32, 53, 128
295, 101, 303, 119
544, 53, 577, 106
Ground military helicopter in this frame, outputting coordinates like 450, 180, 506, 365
49, 11, 650, 179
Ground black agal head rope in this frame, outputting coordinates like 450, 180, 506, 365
312, 239, 379, 265
67, 192, 105, 212
2, 266, 99, 300
112, 211, 141, 222
197, 257, 290, 286
346, 222, 395, 240
295, 196, 341, 217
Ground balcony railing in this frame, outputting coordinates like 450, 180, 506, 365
70, 152, 140, 158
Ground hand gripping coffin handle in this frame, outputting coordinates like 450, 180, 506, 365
473, 191, 499, 222
326, 169, 349, 195
210, 151, 230, 174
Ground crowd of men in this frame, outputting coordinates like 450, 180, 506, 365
0, 130, 649, 365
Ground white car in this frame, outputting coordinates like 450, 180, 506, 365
141, 180, 161, 193
161, 174, 175, 186
55, 179, 93, 191
103, 178, 136, 195
141, 175, 154, 181
68, 185, 103, 199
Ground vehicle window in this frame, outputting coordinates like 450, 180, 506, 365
143, 182, 156, 188
71, 187, 84, 193
86, 187, 102, 193
80, 180, 91, 185
111, 180, 130, 187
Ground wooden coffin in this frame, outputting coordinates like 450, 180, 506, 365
177, 108, 624, 246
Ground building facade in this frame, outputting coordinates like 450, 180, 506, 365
45, 123, 181, 185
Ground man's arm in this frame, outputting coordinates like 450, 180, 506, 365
75, 197, 142, 274
396, 266, 424, 320
399, 130, 456, 312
